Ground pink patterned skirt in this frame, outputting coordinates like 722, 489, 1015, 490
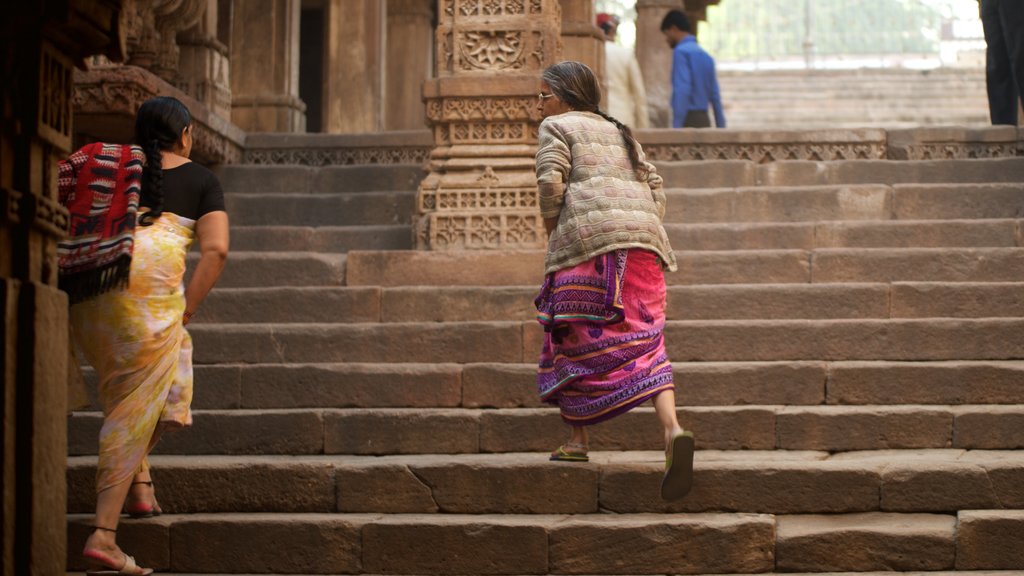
536, 248, 675, 426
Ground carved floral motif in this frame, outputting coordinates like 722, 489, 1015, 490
642, 142, 887, 163
244, 147, 431, 166
458, 31, 525, 71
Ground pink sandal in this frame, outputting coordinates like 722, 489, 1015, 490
82, 526, 154, 575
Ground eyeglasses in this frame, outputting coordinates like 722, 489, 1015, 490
538, 92, 555, 100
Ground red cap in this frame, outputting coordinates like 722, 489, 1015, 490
596, 13, 619, 28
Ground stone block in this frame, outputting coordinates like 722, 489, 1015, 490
80, 365, 242, 410
956, 510, 1024, 569
961, 451, 1024, 507
195, 251, 345, 288
228, 224, 413, 252
191, 322, 524, 364
828, 158, 1024, 185
777, 406, 953, 450
67, 516, 170, 571
239, 362, 462, 409
312, 164, 427, 193
881, 461, 1000, 512
198, 286, 381, 324
411, 455, 599, 514
668, 250, 811, 285
362, 515, 551, 575
667, 284, 888, 320
663, 188, 741, 223
815, 220, 1016, 249
892, 282, 1024, 318
153, 410, 325, 455
549, 513, 775, 574
215, 165, 315, 194
777, 513, 955, 571
656, 160, 757, 189
462, 363, 541, 408
600, 459, 879, 514
346, 250, 545, 287
827, 361, 1024, 405
735, 184, 892, 222
324, 409, 480, 454
677, 361, 826, 405
382, 286, 536, 322
170, 514, 364, 573
954, 406, 1024, 449
225, 191, 415, 227
812, 248, 1024, 283
336, 462, 438, 513
665, 221, 815, 250
755, 160, 832, 187
892, 183, 1024, 220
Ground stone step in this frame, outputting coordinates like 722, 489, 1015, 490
665, 220, 1020, 249
228, 225, 412, 252
224, 191, 415, 226
654, 158, 1024, 189
188, 252, 346, 287
663, 184, 1024, 223
215, 164, 425, 194
191, 282, 1024, 325
180, 318, 1024, 364
64, 510, 1023, 573
65, 450, 1024, 516
66, 404, 1024, 455
343, 248, 1024, 286
78, 359, 1024, 412
64, 573, 1024, 576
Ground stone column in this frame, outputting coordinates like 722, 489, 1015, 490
386, 0, 434, 130
322, 0, 385, 133
230, 0, 306, 132
558, 0, 604, 86
2, 2, 125, 575
177, 0, 233, 118
415, 0, 563, 250
636, 0, 685, 127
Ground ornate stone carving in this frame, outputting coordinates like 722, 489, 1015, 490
38, 43, 74, 150
459, 31, 525, 70
244, 146, 432, 166
641, 142, 886, 163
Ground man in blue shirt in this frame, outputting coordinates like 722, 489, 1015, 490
660, 10, 726, 128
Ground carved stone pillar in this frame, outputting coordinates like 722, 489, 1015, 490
230, 0, 306, 132
178, 0, 232, 118
415, 0, 563, 250
636, 0, 685, 128
322, 0, 385, 133
123, 0, 207, 87
2, 3, 125, 575
386, 0, 435, 131
558, 0, 604, 86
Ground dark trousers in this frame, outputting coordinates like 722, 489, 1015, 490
981, 0, 1024, 125
683, 110, 711, 128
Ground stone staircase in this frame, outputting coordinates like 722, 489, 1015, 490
718, 68, 990, 129
66, 129, 1024, 574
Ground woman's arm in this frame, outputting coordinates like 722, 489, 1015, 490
183, 210, 229, 325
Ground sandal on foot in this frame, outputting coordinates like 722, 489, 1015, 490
550, 443, 589, 462
661, 430, 695, 501
83, 527, 154, 575
125, 481, 162, 518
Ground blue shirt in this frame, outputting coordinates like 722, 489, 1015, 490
670, 36, 726, 128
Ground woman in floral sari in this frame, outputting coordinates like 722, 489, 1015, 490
61, 96, 229, 575
534, 61, 694, 501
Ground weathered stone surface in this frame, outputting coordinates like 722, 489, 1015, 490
227, 224, 413, 252
656, 160, 757, 189
336, 462, 438, 513
956, 510, 1024, 569
600, 458, 879, 514
881, 461, 999, 512
665, 184, 892, 223
678, 361, 826, 405
67, 516, 171, 571
777, 406, 953, 450
170, 514, 364, 573
197, 286, 381, 324
382, 286, 536, 322
666, 319, 1024, 362
549, 513, 775, 574
345, 250, 545, 286
776, 513, 956, 571
892, 183, 1024, 220
828, 158, 1024, 185
891, 282, 1024, 318
961, 450, 1024, 507
362, 515, 552, 575
462, 363, 541, 408
190, 322, 524, 364
815, 220, 1016, 248
667, 284, 888, 320
239, 362, 463, 408
324, 409, 480, 455
668, 250, 812, 284
954, 406, 1024, 449
665, 221, 815, 250
812, 248, 1024, 283
226, 191, 415, 226
827, 361, 1024, 405
192, 251, 346, 287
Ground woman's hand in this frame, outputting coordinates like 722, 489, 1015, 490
184, 211, 229, 326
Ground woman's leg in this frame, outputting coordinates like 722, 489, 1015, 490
653, 389, 684, 447
83, 478, 132, 555
568, 425, 589, 448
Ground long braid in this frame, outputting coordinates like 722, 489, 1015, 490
139, 138, 163, 227
593, 109, 646, 179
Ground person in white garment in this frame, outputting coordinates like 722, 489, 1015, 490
597, 13, 650, 129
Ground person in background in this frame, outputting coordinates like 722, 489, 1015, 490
534, 61, 694, 502
660, 9, 726, 129
979, 0, 1024, 125
597, 12, 650, 129
63, 96, 229, 575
